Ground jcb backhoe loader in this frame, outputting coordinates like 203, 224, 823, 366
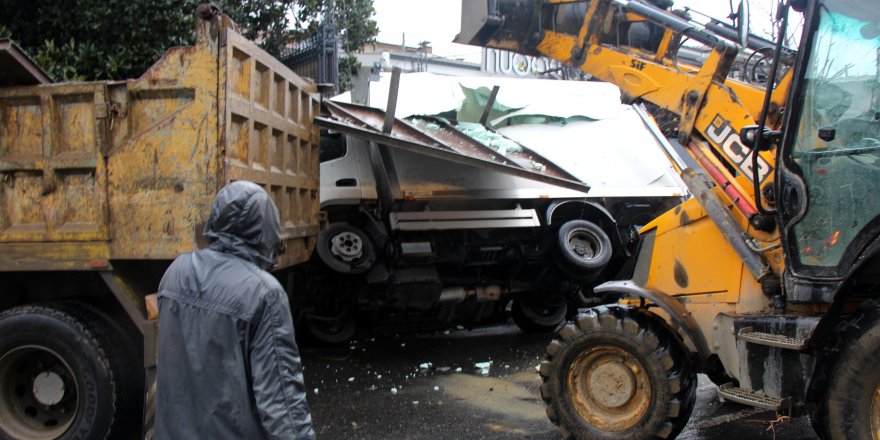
458, 0, 880, 438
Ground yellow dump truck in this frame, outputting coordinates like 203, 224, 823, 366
0, 5, 320, 439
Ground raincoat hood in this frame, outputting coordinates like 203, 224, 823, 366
203, 181, 282, 270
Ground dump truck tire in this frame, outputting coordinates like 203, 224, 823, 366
511, 296, 567, 333
556, 220, 612, 278
304, 313, 357, 345
539, 305, 696, 440
818, 307, 880, 440
0, 304, 131, 440
316, 222, 377, 275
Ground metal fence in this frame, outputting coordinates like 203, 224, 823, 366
280, 24, 339, 93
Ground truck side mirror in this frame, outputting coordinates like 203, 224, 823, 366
741, 125, 782, 150
740, 125, 760, 148
736, 1, 751, 47
818, 127, 836, 142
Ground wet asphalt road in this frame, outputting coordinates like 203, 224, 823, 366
301, 323, 819, 440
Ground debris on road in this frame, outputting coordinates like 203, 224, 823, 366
475, 361, 493, 376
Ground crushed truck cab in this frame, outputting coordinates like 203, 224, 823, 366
298, 73, 688, 343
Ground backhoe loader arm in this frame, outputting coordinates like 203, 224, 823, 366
457, 0, 792, 225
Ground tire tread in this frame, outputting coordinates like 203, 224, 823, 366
0, 303, 127, 440
539, 305, 697, 440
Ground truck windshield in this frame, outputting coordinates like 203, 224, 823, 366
790, 0, 880, 267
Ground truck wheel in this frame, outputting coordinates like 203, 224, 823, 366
511, 296, 567, 333
557, 220, 612, 277
539, 305, 696, 440
316, 222, 376, 275
817, 313, 880, 440
0, 304, 128, 440
305, 314, 357, 345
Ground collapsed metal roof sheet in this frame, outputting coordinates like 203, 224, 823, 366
316, 100, 590, 192
331, 72, 688, 198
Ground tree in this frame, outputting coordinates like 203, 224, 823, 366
0, 0, 193, 80
292, 0, 379, 91
216, 0, 299, 59
0, 0, 302, 81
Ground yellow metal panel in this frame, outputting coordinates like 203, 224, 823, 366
106, 37, 220, 259
0, 14, 320, 270
0, 84, 110, 243
220, 28, 320, 269
0, 242, 110, 271
644, 197, 744, 303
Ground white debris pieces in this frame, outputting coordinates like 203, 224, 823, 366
475, 361, 493, 376
391, 387, 399, 395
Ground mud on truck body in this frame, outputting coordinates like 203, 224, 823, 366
0, 6, 320, 439
299, 75, 688, 343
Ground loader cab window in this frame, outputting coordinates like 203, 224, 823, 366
787, 0, 880, 269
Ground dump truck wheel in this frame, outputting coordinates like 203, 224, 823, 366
0, 304, 127, 440
818, 312, 880, 440
557, 220, 612, 278
539, 305, 696, 440
511, 295, 567, 333
305, 313, 357, 345
316, 222, 376, 275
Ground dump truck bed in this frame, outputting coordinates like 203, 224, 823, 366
0, 15, 320, 271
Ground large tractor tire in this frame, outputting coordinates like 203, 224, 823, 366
539, 305, 696, 440
0, 303, 138, 440
816, 308, 880, 440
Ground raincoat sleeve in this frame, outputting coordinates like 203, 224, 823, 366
249, 287, 315, 440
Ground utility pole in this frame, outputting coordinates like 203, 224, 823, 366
416, 40, 430, 72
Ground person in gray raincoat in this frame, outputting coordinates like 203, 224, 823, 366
155, 180, 315, 440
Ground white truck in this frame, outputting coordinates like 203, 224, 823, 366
299, 73, 688, 343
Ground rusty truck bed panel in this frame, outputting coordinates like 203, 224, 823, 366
0, 18, 319, 271
220, 29, 320, 267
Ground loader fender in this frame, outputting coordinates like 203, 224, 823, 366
594, 280, 712, 362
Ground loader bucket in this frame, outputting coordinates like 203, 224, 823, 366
454, 0, 541, 55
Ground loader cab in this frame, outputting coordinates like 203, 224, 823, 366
777, 0, 880, 294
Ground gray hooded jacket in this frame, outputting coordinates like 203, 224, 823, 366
156, 181, 315, 440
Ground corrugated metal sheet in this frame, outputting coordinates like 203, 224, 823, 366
316, 101, 589, 192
